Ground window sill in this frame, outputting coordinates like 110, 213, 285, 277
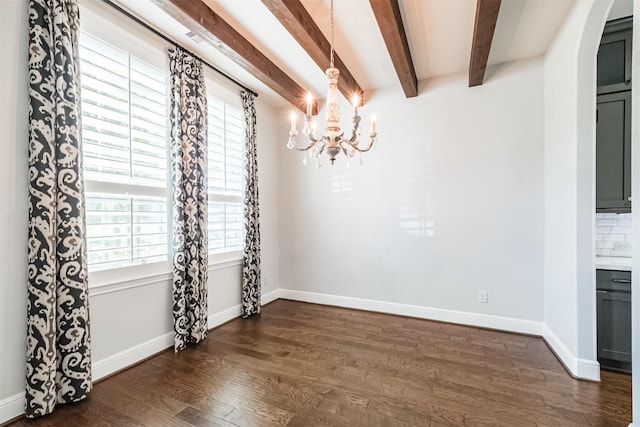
88, 252, 243, 296
89, 270, 172, 297
209, 250, 243, 270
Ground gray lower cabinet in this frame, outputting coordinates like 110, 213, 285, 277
596, 269, 632, 373
596, 91, 631, 212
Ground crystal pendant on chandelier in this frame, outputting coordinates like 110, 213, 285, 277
285, 0, 377, 166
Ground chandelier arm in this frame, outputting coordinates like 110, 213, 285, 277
350, 133, 377, 152
307, 133, 325, 144
347, 115, 361, 143
293, 139, 322, 152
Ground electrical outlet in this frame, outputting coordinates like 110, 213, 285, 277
262, 275, 270, 289
613, 241, 632, 252
478, 291, 488, 304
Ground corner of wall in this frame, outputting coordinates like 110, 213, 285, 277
542, 0, 613, 381
541, 323, 600, 381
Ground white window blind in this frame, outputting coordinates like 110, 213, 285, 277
80, 32, 169, 272
207, 96, 245, 254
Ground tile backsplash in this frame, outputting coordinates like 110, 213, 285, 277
596, 213, 632, 257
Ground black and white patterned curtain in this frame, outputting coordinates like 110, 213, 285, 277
241, 92, 261, 318
169, 47, 209, 352
26, 0, 92, 418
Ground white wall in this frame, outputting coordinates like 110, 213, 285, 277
543, 0, 612, 380
279, 57, 545, 330
0, 1, 281, 422
0, 0, 29, 422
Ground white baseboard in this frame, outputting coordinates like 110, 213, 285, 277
0, 392, 24, 425
541, 324, 600, 381
262, 288, 280, 305
94, 288, 281, 383
208, 304, 242, 328
278, 289, 603, 381
575, 358, 601, 381
92, 332, 174, 381
207, 288, 279, 326
279, 289, 543, 336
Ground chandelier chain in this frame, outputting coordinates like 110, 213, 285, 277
330, 0, 334, 68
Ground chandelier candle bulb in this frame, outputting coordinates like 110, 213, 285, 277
371, 114, 376, 133
352, 94, 359, 116
290, 111, 296, 131
306, 92, 313, 116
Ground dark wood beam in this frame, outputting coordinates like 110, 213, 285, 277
261, 0, 364, 105
153, 0, 317, 114
369, 0, 418, 98
469, 0, 501, 87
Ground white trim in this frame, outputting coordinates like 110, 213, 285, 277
576, 358, 601, 381
89, 256, 243, 296
208, 304, 241, 327
0, 392, 24, 425
541, 324, 600, 381
208, 257, 242, 271
206, 288, 280, 326
541, 324, 578, 374
262, 288, 280, 305
93, 288, 280, 384
89, 261, 172, 290
89, 272, 172, 297
279, 289, 604, 380
92, 332, 174, 381
278, 289, 543, 335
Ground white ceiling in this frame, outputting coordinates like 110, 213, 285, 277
113, 0, 578, 108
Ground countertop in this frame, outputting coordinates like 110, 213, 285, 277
595, 256, 632, 271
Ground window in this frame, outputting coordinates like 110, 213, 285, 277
79, 32, 169, 273
78, 6, 246, 279
206, 93, 245, 255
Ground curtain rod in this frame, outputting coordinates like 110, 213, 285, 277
101, 0, 259, 98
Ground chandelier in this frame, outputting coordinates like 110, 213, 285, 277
287, 0, 377, 166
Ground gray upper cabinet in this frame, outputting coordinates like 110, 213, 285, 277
596, 17, 632, 213
597, 18, 632, 95
596, 91, 631, 212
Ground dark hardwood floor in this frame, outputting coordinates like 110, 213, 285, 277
10, 299, 632, 426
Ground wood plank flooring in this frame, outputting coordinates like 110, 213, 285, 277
9, 299, 632, 426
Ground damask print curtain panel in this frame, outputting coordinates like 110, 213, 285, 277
241, 92, 262, 318
26, 0, 92, 418
169, 47, 209, 352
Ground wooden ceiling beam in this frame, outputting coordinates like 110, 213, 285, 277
261, 0, 364, 105
153, 0, 317, 114
469, 0, 501, 87
369, 0, 418, 98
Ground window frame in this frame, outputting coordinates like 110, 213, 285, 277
79, 2, 173, 286
204, 69, 246, 264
